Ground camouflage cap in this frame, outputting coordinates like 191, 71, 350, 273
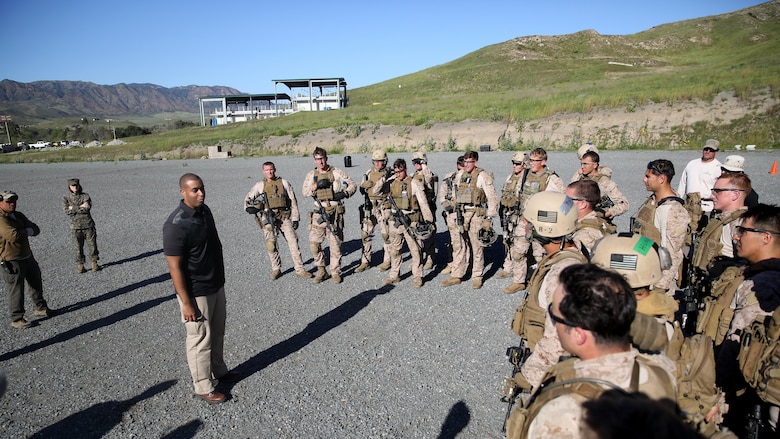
0, 190, 18, 202
412, 151, 427, 163
68, 178, 80, 186
512, 151, 529, 164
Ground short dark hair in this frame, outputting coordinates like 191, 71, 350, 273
558, 264, 636, 347
393, 158, 407, 170
646, 159, 675, 180
582, 150, 600, 164
464, 150, 479, 161
742, 203, 780, 235
263, 161, 275, 168
530, 147, 548, 161
179, 173, 202, 189
313, 147, 327, 158
569, 179, 600, 206
456, 155, 465, 167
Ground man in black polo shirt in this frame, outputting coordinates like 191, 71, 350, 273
163, 173, 230, 404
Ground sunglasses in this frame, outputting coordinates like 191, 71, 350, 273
711, 188, 745, 193
580, 162, 596, 167
547, 304, 581, 328
529, 159, 544, 162
735, 226, 780, 236
703, 147, 718, 152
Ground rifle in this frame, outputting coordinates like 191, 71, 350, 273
312, 195, 335, 234
500, 340, 533, 432
746, 403, 763, 439
453, 185, 465, 234
358, 189, 372, 225
257, 192, 278, 234
386, 195, 421, 251
677, 231, 705, 335
501, 168, 529, 251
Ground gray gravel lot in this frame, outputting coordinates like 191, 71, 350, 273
0, 150, 778, 438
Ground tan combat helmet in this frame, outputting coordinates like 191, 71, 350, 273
522, 192, 578, 238
372, 150, 388, 162
511, 151, 529, 165
577, 143, 599, 160
590, 233, 664, 289
412, 151, 427, 164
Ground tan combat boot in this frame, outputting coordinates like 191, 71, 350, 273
77, 263, 86, 274
503, 283, 526, 295
355, 262, 370, 273
440, 277, 461, 287
313, 267, 329, 283
377, 262, 391, 272
91, 261, 99, 272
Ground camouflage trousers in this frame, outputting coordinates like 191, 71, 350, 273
71, 227, 99, 264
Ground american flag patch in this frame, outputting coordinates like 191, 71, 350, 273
538, 210, 558, 223
610, 254, 638, 271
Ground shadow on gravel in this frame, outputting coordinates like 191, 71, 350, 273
0, 289, 174, 362
161, 419, 204, 438
437, 400, 471, 439
29, 379, 177, 438
225, 284, 394, 389
100, 248, 164, 269
55, 273, 172, 317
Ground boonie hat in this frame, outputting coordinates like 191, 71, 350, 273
721, 155, 745, 173
703, 139, 720, 151
0, 190, 19, 202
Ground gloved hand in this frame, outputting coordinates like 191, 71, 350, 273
316, 178, 331, 189
246, 206, 259, 214
482, 217, 493, 231
333, 192, 346, 201
512, 372, 533, 393
385, 169, 394, 180
293, 221, 299, 230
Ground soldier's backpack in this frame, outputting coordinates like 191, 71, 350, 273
737, 306, 780, 406
666, 328, 724, 437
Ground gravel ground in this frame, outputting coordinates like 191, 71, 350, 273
0, 150, 778, 438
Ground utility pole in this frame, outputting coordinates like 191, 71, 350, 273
0, 115, 11, 144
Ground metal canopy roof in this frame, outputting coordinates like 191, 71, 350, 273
199, 93, 291, 103
272, 78, 347, 89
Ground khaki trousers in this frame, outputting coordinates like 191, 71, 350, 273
388, 221, 423, 281
309, 211, 344, 275
180, 287, 228, 394
262, 218, 305, 272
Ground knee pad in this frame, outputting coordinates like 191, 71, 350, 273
309, 243, 321, 255
512, 251, 526, 261
361, 230, 370, 240
265, 240, 277, 253
382, 232, 390, 244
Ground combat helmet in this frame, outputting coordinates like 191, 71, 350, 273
372, 150, 388, 162
414, 221, 435, 240
577, 143, 599, 160
412, 151, 427, 164
522, 192, 578, 239
478, 227, 498, 247
590, 233, 670, 289
511, 151, 529, 165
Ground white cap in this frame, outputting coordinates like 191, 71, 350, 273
721, 155, 745, 173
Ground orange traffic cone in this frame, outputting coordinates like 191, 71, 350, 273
771, 160, 778, 175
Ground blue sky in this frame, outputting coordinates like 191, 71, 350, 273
2, 0, 766, 93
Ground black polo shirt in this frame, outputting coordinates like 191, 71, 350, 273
163, 201, 225, 297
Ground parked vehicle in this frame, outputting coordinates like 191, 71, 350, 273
31, 141, 52, 149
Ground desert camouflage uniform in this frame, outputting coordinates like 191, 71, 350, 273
412, 163, 437, 267
520, 349, 677, 439
302, 166, 357, 278
374, 175, 434, 284
570, 165, 630, 218
634, 195, 689, 295
244, 177, 306, 275
439, 171, 465, 272
519, 251, 584, 388
572, 210, 607, 254
358, 166, 391, 268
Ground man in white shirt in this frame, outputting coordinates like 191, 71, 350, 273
677, 139, 722, 214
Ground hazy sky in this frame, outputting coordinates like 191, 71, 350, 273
2, 0, 766, 92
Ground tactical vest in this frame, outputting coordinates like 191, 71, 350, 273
263, 178, 290, 210
695, 265, 746, 345
631, 195, 685, 245
314, 168, 336, 201
500, 173, 522, 209
413, 172, 436, 206
457, 168, 486, 206
511, 249, 587, 349
521, 168, 556, 207
364, 168, 387, 202
691, 208, 745, 272
506, 355, 676, 439
578, 216, 617, 235
738, 305, 780, 406
390, 176, 419, 212
579, 172, 615, 211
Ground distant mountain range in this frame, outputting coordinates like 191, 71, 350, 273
0, 80, 241, 123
